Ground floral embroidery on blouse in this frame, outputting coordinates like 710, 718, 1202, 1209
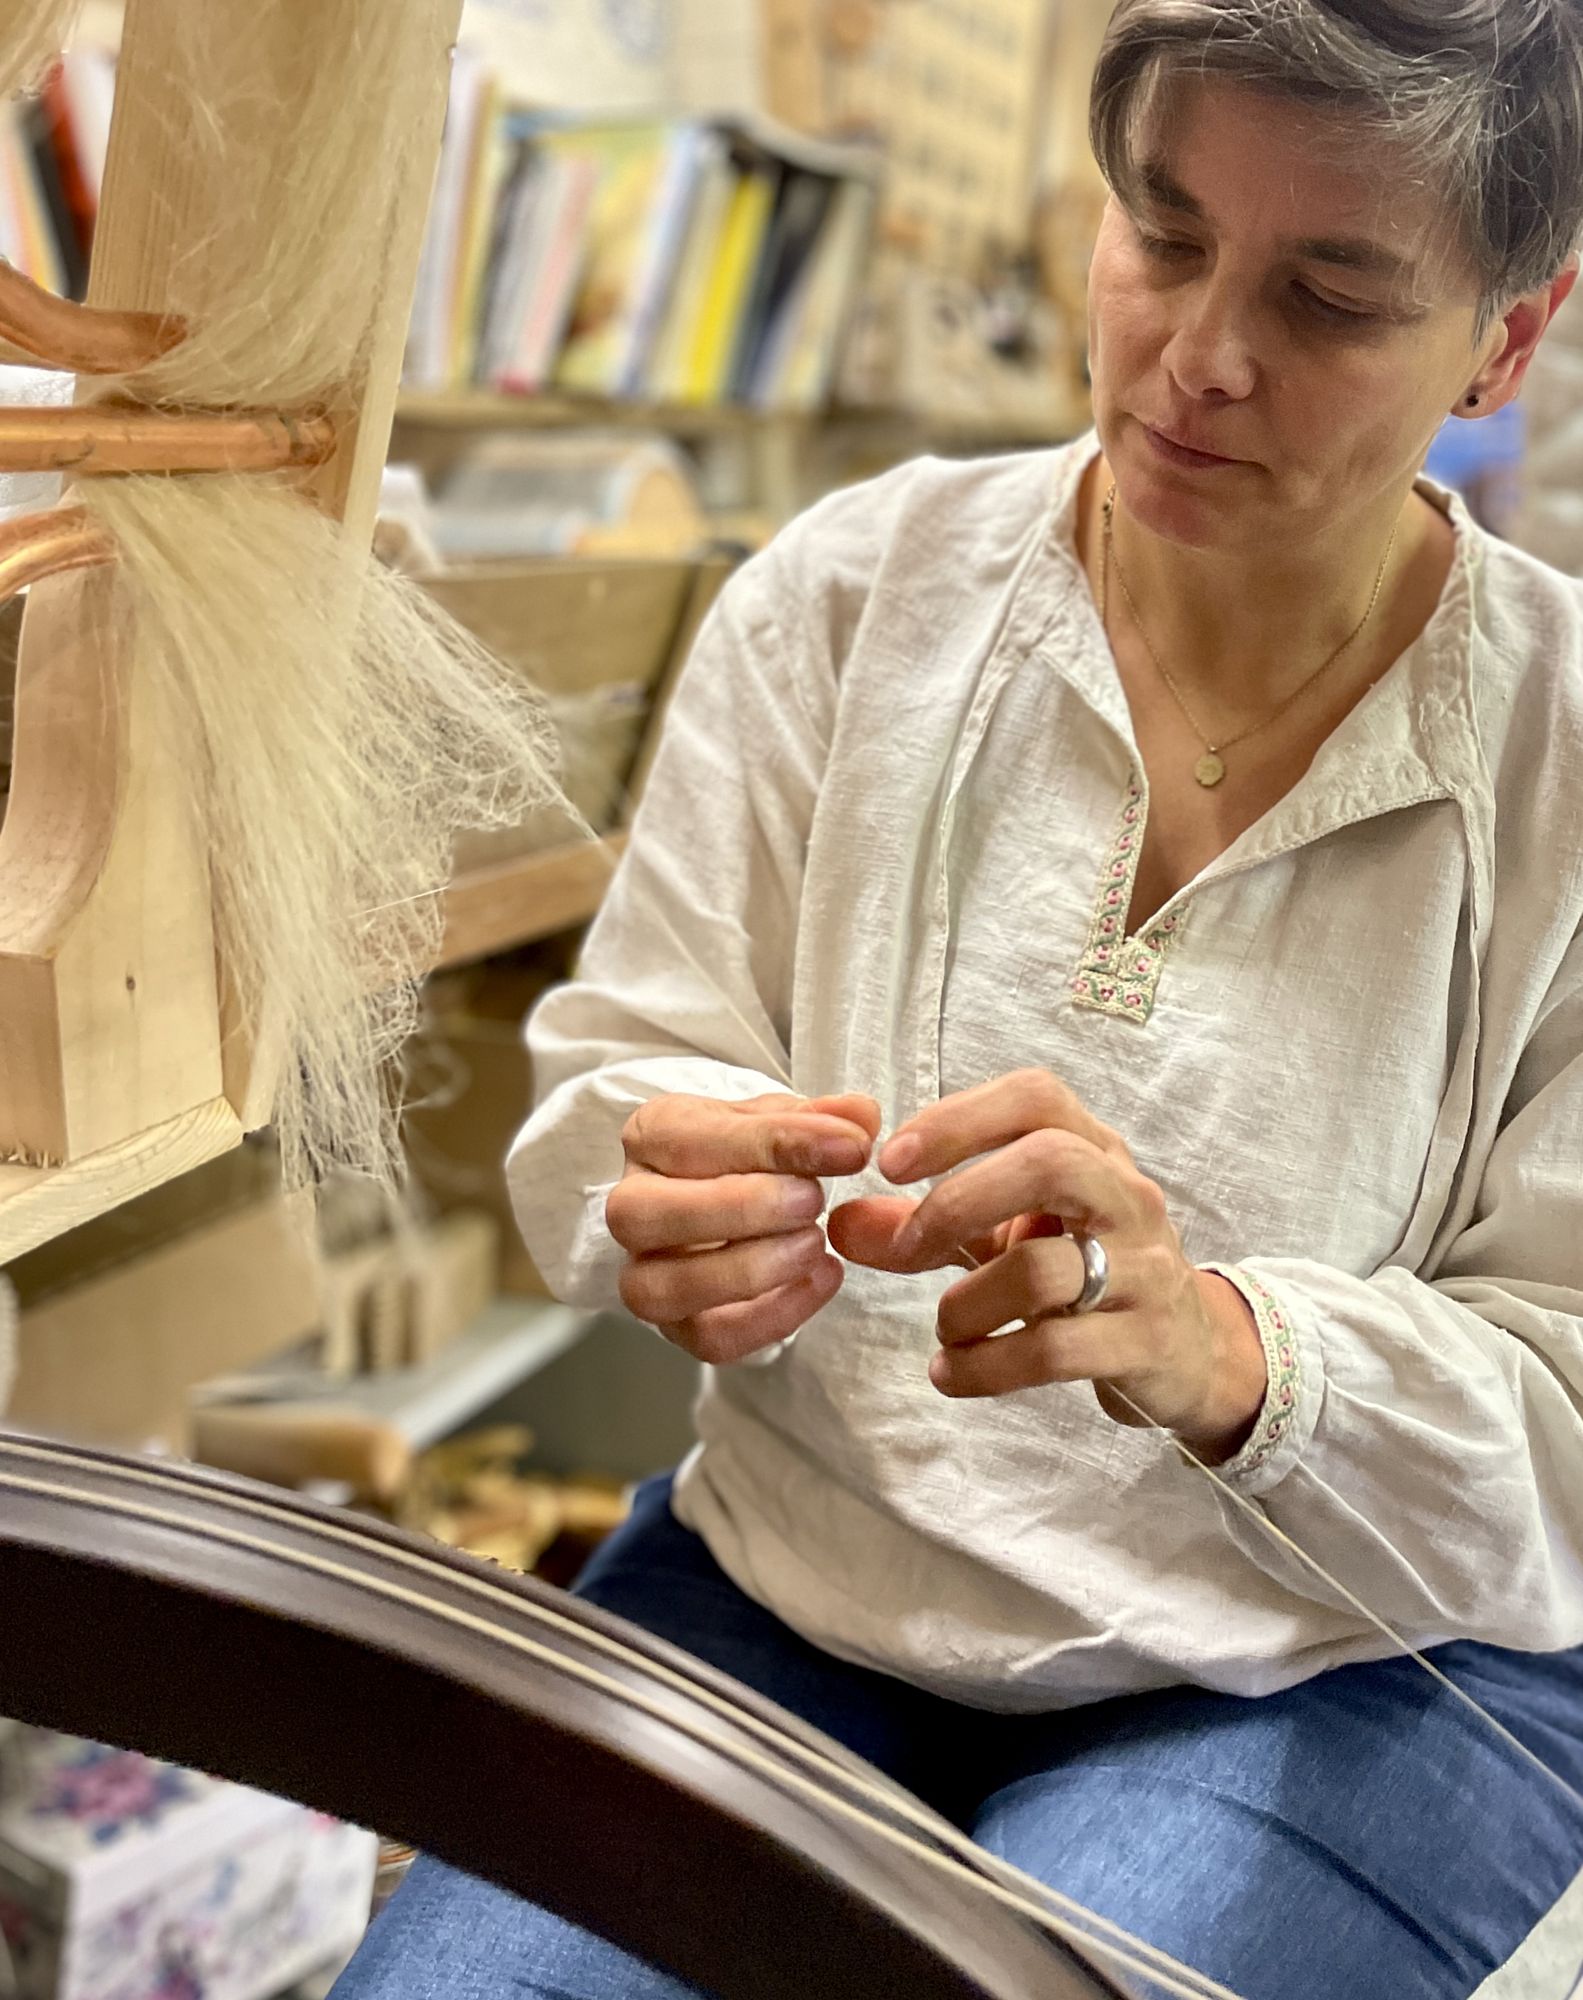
1207, 1264, 1302, 1477
1070, 772, 1183, 1024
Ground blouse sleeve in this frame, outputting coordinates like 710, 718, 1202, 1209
505, 522, 838, 1313
1202, 925, 1583, 1654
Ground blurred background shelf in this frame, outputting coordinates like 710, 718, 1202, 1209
394, 390, 1089, 445
311, 1296, 596, 1449
183, 1297, 604, 1504
396, 390, 803, 435
188, 1299, 597, 1457
391, 390, 1091, 533
438, 832, 628, 968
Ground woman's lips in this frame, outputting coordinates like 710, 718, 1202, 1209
1143, 424, 1242, 471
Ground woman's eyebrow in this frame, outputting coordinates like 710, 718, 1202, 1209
1135, 161, 1203, 215
1135, 159, 1416, 284
1296, 236, 1416, 283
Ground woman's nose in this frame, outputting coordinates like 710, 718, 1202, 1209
1160, 296, 1257, 403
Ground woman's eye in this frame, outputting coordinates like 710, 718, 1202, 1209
1138, 232, 1199, 261
1294, 282, 1378, 326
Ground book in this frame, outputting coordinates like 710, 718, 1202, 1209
22, 97, 87, 300
398, 64, 881, 410
678, 153, 778, 404
728, 166, 835, 403
500, 150, 600, 396
37, 53, 112, 290
405, 44, 494, 390
614, 122, 715, 398
644, 129, 733, 403
0, 115, 25, 278
53, 47, 116, 208
547, 121, 705, 399
448, 69, 508, 388
759, 175, 876, 411
475, 138, 545, 387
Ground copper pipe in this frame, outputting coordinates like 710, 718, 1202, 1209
0, 265, 186, 375
0, 507, 115, 607
0, 404, 339, 476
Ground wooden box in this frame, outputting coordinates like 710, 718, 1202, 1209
421, 555, 707, 870
0, 1728, 375, 2000
404, 964, 558, 1298
4, 1145, 320, 1450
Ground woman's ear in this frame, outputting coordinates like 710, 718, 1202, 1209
1461, 257, 1580, 417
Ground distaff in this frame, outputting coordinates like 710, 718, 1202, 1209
829, 1069, 1271, 1464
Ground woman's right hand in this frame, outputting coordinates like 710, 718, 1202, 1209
607, 1091, 880, 1363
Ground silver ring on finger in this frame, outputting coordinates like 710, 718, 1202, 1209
1061, 1232, 1110, 1316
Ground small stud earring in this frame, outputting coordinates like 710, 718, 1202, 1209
1465, 392, 1481, 408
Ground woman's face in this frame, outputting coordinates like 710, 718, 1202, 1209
1088, 76, 1499, 550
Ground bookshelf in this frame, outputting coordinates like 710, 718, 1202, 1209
395, 390, 794, 437
25, 30, 1091, 531
404, 89, 883, 411
352, 1298, 593, 1448
394, 388, 1088, 445
392, 386, 1091, 525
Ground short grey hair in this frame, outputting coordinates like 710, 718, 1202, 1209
1090, 0, 1583, 334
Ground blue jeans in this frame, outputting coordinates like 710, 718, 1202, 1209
334, 1476, 1583, 1999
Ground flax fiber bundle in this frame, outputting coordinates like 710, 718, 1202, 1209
81, 474, 565, 1190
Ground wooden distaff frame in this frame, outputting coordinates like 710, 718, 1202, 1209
0, 0, 458, 1260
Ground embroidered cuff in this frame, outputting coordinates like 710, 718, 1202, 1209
1197, 1263, 1320, 1494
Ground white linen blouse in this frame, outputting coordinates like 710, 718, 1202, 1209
508, 434, 1583, 1712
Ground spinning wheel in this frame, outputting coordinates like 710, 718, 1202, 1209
0, 1432, 1130, 2000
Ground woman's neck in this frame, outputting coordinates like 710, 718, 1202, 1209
1083, 461, 1433, 720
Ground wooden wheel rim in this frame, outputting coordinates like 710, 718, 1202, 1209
0, 1431, 1122, 2000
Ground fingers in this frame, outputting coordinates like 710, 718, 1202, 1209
619, 1227, 829, 1327
896, 1130, 1141, 1265
826, 1196, 998, 1274
928, 1311, 1151, 1400
825, 1195, 920, 1269
878, 1069, 1127, 1185
610, 1088, 873, 1367
623, 1093, 875, 1180
659, 1255, 846, 1366
607, 1170, 826, 1255
934, 1234, 1092, 1345
807, 1093, 883, 1144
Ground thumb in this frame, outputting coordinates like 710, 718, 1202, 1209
832, 1197, 1012, 1274
828, 1196, 921, 1270
828, 1195, 979, 1274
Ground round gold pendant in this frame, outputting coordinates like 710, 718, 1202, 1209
1194, 753, 1227, 788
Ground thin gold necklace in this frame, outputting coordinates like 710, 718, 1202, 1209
1100, 484, 1399, 789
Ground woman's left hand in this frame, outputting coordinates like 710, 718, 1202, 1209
826, 1070, 1268, 1463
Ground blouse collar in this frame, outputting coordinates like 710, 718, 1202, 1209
1033, 433, 1490, 868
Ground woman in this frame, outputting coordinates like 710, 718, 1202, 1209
338, 2, 1583, 1994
